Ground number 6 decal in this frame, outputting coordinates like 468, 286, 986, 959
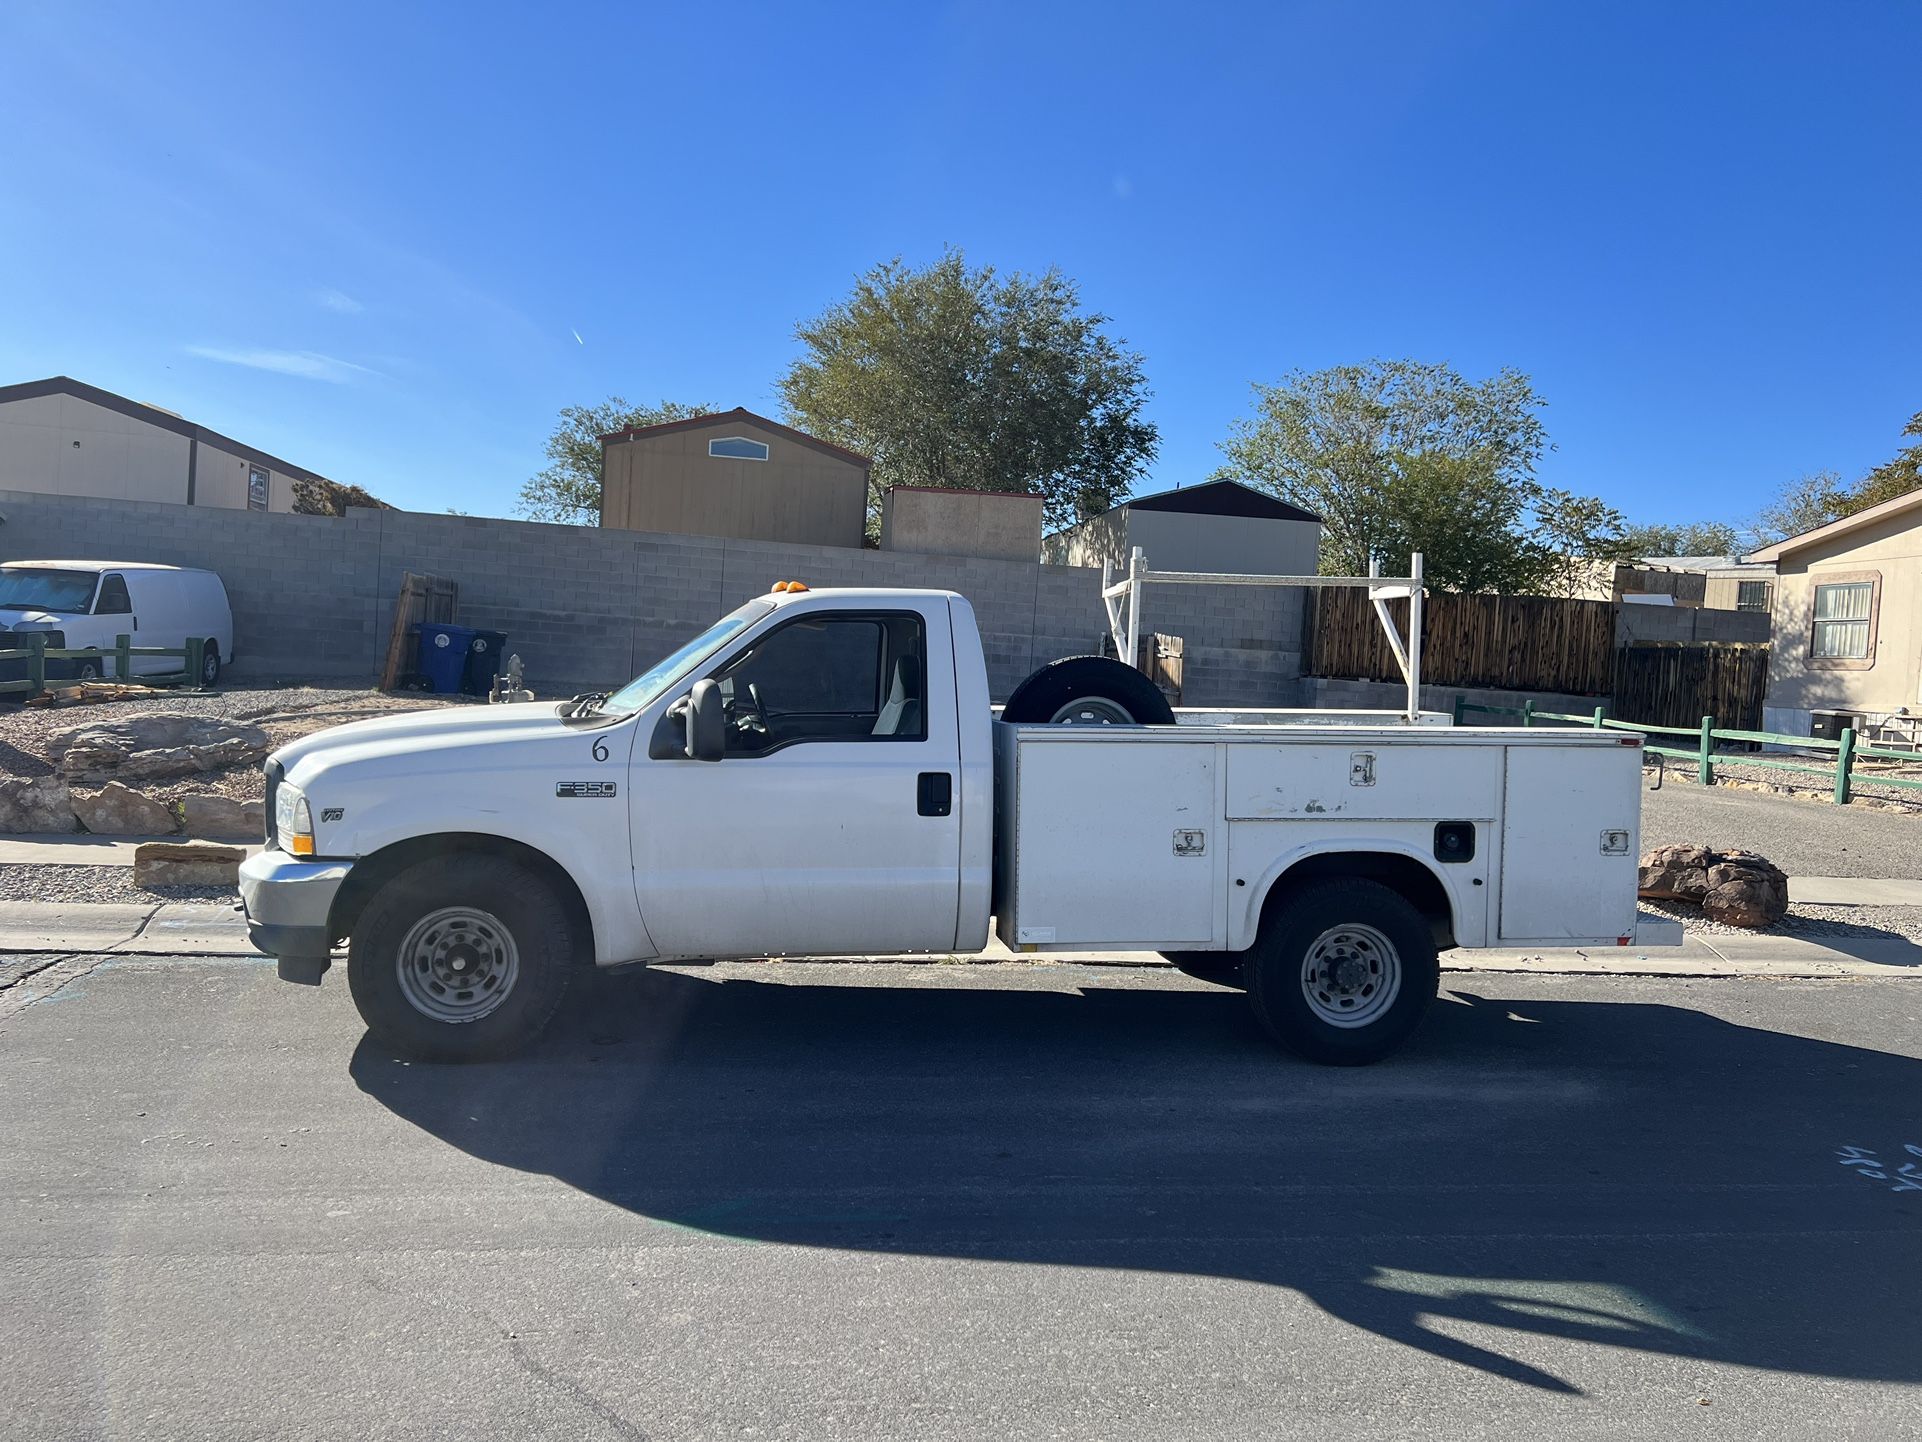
592, 737, 610, 763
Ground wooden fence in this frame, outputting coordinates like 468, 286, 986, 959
1611, 642, 1769, 732
1309, 588, 1618, 696
0, 633, 205, 700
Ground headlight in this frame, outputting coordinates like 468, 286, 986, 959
275, 782, 315, 857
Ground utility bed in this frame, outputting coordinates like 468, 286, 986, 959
994, 720, 1646, 954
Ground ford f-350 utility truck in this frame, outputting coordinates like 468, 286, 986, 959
240, 579, 1669, 1066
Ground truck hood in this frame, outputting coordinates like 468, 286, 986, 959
0, 609, 70, 628
272, 701, 599, 779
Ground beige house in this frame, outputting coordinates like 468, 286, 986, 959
600, 408, 870, 548
0, 376, 324, 512
1747, 489, 1922, 741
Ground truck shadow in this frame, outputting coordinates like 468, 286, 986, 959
349, 967, 1922, 1396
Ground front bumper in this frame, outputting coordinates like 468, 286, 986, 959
238, 849, 353, 985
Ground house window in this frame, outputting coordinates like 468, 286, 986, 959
708, 436, 769, 461
1735, 580, 1770, 613
1811, 581, 1873, 659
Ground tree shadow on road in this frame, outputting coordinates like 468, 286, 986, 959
350, 967, 1922, 1396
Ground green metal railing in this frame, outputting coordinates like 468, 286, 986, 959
1451, 696, 1922, 805
0, 633, 205, 700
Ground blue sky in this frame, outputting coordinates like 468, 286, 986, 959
1, 2, 1914, 524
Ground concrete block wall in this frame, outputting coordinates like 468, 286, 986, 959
1616, 604, 1770, 646
0, 489, 1307, 705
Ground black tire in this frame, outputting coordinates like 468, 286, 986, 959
200, 642, 221, 687
1162, 950, 1248, 989
1001, 656, 1176, 726
347, 854, 576, 1062
1245, 878, 1439, 1065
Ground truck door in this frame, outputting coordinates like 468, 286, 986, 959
629, 602, 963, 958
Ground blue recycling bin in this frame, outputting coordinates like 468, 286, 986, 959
417, 623, 477, 693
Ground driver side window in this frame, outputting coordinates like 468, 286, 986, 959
715, 612, 926, 755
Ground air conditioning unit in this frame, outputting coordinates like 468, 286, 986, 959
1810, 711, 1863, 741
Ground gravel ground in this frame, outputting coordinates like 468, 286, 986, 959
0, 683, 478, 803
1640, 778, 1922, 941
1639, 895, 1922, 945
1690, 750, 1922, 811
0, 862, 236, 905
1642, 768, 1922, 877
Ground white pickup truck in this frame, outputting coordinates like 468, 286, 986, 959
240, 578, 1666, 1066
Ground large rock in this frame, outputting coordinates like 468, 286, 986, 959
1703, 857, 1791, 929
1636, 843, 1716, 902
133, 841, 245, 888
180, 792, 265, 840
1639, 843, 1789, 929
0, 775, 76, 833
72, 782, 177, 836
49, 713, 269, 783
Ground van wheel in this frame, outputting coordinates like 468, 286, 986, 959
200, 643, 221, 686
347, 855, 575, 1062
1161, 950, 1247, 989
1001, 656, 1175, 726
1245, 879, 1438, 1065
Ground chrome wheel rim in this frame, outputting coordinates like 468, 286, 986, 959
1300, 923, 1401, 1028
395, 906, 519, 1023
201, 651, 218, 684
1048, 696, 1135, 725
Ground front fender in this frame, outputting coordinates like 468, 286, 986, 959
316, 797, 652, 966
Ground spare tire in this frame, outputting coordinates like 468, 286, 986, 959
1001, 656, 1176, 726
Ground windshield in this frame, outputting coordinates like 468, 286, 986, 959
599, 600, 773, 717
0, 568, 98, 613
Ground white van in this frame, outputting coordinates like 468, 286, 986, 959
0, 561, 234, 684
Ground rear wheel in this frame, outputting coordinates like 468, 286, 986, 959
1246, 879, 1438, 1065
1161, 950, 1248, 989
347, 854, 576, 1062
200, 642, 221, 686
1001, 656, 1176, 726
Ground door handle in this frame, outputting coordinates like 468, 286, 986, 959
916, 772, 952, 817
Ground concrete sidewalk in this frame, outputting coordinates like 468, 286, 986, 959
0, 897, 1915, 978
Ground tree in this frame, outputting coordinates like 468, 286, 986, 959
292, 476, 392, 516
1616, 520, 1741, 558
1368, 451, 1543, 593
1214, 359, 1603, 591
778, 250, 1157, 530
518, 398, 713, 524
1752, 469, 1851, 546
1850, 408, 1922, 512
1527, 488, 1633, 598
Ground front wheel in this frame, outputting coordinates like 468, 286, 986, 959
1245, 879, 1438, 1065
347, 854, 576, 1062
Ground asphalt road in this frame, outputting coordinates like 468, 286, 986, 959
3, 956, 1919, 1441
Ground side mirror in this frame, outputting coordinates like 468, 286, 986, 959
685, 679, 725, 761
